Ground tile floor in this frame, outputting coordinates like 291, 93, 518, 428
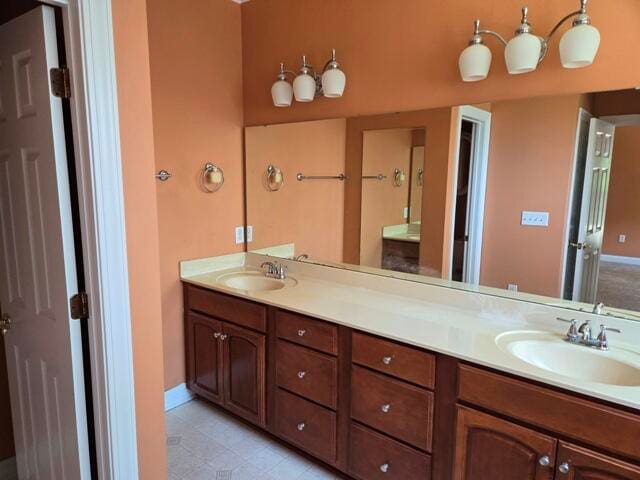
166, 399, 343, 480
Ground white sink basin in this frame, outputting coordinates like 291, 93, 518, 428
496, 331, 640, 387
216, 271, 297, 292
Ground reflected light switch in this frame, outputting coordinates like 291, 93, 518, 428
618, 234, 626, 243
521, 211, 549, 227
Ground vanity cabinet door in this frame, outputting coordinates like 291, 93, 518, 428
186, 312, 223, 404
453, 406, 557, 480
556, 442, 640, 480
221, 322, 266, 427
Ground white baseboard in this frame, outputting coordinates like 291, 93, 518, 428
0, 457, 17, 480
165, 383, 195, 412
601, 254, 640, 266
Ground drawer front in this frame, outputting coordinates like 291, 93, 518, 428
275, 388, 337, 464
276, 310, 338, 355
276, 340, 337, 409
351, 365, 433, 451
458, 365, 640, 462
352, 332, 435, 389
186, 285, 266, 332
349, 423, 431, 480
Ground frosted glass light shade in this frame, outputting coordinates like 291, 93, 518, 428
459, 43, 492, 82
559, 24, 601, 69
321, 68, 346, 98
505, 33, 542, 74
271, 80, 293, 107
293, 73, 316, 102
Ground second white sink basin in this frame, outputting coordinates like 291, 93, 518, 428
496, 331, 640, 387
216, 271, 297, 293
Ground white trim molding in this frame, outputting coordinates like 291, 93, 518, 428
45, 0, 138, 478
165, 384, 196, 412
601, 254, 640, 266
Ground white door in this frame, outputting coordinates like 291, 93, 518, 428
0, 6, 90, 479
571, 118, 616, 303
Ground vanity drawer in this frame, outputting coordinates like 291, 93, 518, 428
349, 423, 431, 480
276, 310, 338, 355
351, 365, 433, 451
275, 388, 337, 464
276, 340, 337, 409
352, 332, 435, 389
458, 364, 640, 461
185, 285, 266, 333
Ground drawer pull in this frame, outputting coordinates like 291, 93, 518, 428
297, 371, 307, 379
380, 403, 391, 413
382, 356, 393, 365
219, 334, 228, 341
379, 463, 390, 473
558, 462, 570, 474
297, 422, 306, 431
538, 455, 551, 467
213, 332, 221, 339
297, 329, 307, 337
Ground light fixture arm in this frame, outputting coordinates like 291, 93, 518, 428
470, 19, 508, 46
539, 0, 590, 62
276, 62, 297, 81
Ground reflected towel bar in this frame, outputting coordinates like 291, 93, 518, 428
362, 174, 387, 180
296, 173, 346, 181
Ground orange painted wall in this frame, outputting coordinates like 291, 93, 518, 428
146, 0, 245, 390
480, 95, 584, 297
241, 0, 640, 126
360, 129, 413, 267
245, 119, 346, 261
111, 0, 167, 478
603, 126, 640, 258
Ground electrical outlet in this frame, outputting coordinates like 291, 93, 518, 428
508, 283, 518, 292
521, 211, 549, 227
403, 207, 409, 219
246, 225, 253, 243
235, 226, 245, 244
619, 234, 627, 243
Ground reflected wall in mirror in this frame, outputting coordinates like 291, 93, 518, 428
245, 88, 640, 320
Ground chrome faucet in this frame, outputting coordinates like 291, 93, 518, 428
592, 301, 605, 315
557, 317, 621, 351
261, 261, 287, 280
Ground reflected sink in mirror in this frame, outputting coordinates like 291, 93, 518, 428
216, 270, 297, 293
496, 331, 640, 387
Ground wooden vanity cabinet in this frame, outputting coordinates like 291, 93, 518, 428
184, 285, 266, 427
556, 443, 640, 480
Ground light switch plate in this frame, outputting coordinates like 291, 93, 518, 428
235, 226, 244, 244
521, 211, 549, 227
508, 283, 518, 292
403, 207, 409, 219
246, 225, 253, 243
619, 234, 626, 243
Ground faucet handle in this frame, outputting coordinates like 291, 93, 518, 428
556, 317, 579, 342
596, 324, 621, 351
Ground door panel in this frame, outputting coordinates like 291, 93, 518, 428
557, 443, 640, 480
0, 7, 89, 479
222, 322, 265, 427
572, 119, 615, 303
453, 406, 556, 480
187, 312, 223, 404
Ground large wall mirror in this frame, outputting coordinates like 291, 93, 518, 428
245, 88, 640, 321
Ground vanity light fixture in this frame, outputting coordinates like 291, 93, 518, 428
459, 0, 600, 82
271, 49, 346, 107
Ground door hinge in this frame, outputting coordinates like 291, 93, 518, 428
70, 292, 89, 319
50, 67, 71, 99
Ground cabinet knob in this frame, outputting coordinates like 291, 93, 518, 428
538, 455, 551, 467
297, 422, 306, 431
297, 371, 307, 379
558, 462, 570, 474
213, 332, 221, 339
380, 403, 391, 413
219, 334, 228, 341
297, 329, 306, 337
379, 463, 389, 473
382, 356, 392, 365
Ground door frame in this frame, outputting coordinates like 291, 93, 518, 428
442, 105, 492, 284
41, 0, 138, 478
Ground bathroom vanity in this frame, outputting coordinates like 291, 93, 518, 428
181, 254, 640, 480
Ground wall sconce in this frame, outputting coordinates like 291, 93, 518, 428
459, 0, 600, 82
271, 49, 346, 107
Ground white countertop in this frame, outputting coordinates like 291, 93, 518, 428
181, 253, 640, 410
